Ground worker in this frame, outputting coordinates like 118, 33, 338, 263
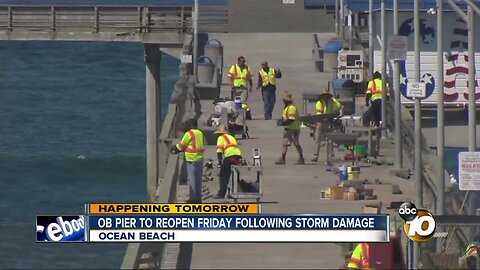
347, 243, 371, 270
275, 91, 305, 165
311, 89, 344, 162
459, 236, 479, 269
213, 125, 243, 199
256, 60, 282, 120
170, 118, 205, 203
228, 56, 253, 103
363, 71, 385, 127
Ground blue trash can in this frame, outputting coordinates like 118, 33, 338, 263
204, 39, 223, 67
332, 79, 355, 115
324, 41, 343, 72
197, 56, 214, 84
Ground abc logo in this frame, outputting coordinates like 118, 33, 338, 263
399, 202, 436, 242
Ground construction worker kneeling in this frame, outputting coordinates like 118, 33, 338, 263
213, 125, 243, 199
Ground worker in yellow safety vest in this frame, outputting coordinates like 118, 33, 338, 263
459, 235, 479, 269
363, 71, 386, 127
347, 243, 371, 270
213, 125, 242, 199
228, 56, 253, 103
311, 89, 344, 162
275, 91, 304, 165
170, 118, 205, 203
256, 60, 282, 120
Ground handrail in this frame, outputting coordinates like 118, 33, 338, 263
0, 5, 194, 35
0, 4, 228, 40
121, 38, 193, 270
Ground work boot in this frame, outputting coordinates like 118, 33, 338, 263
295, 157, 305, 165
311, 157, 318, 162
275, 157, 286, 165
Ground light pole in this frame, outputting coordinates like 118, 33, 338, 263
381, 0, 387, 138
393, 0, 402, 169
413, 0, 422, 268
193, 0, 199, 83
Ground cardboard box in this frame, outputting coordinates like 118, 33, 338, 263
363, 188, 374, 196
363, 203, 382, 214
330, 186, 345, 200
320, 189, 331, 200
343, 191, 358, 200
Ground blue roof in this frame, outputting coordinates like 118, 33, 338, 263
305, 0, 475, 12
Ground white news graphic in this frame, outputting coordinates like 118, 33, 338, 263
89, 230, 388, 242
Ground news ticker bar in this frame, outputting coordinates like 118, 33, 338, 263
36, 214, 390, 243
86, 203, 259, 214
88, 230, 389, 242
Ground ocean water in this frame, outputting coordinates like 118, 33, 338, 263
0, 41, 179, 269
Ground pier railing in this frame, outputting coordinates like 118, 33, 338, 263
0, 4, 228, 41
121, 104, 181, 270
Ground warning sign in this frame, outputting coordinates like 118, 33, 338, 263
458, 152, 480, 191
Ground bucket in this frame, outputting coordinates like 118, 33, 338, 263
338, 165, 348, 181
354, 144, 367, 158
347, 166, 360, 181
234, 96, 242, 110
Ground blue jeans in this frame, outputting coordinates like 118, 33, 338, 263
186, 160, 203, 202
262, 88, 276, 119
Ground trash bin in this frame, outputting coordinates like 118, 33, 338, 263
204, 39, 223, 68
332, 79, 355, 115
197, 56, 214, 84
324, 41, 343, 72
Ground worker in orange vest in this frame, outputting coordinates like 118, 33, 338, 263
170, 118, 205, 203
347, 243, 371, 270
213, 125, 243, 199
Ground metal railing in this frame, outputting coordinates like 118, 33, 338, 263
121, 38, 193, 269
419, 215, 480, 269
0, 5, 193, 33
120, 103, 181, 270
0, 4, 228, 41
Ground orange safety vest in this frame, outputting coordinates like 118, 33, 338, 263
216, 134, 242, 158
177, 129, 204, 162
348, 243, 371, 269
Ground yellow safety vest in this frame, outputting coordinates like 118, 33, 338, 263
282, 103, 301, 130
367, 79, 383, 101
176, 129, 204, 162
259, 68, 276, 87
315, 98, 342, 114
216, 134, 242, 158
465, 243, 479, 256
347, 243, 371, 270
228, 64, 252, 88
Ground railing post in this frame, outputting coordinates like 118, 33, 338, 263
7, 6, 12, 31
144, 7, 151, 33
51, 6, 56, 31
94, 7, 99, 33
181, 6, 185, 33
137, 7, 142, 33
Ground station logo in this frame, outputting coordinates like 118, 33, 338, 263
399, 202, 436, 242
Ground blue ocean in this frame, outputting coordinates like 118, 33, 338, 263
0, 41, 179, 269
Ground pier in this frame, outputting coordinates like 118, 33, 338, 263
3, 1, 480, 269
